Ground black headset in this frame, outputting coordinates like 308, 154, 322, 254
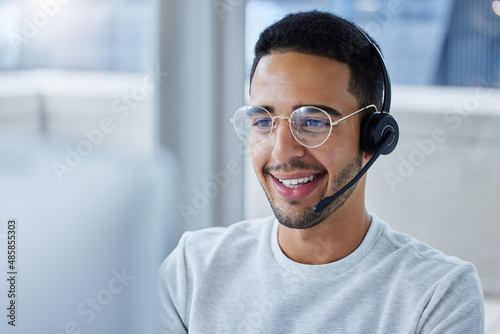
313, 22, 400, 214
353, 24, 399, 156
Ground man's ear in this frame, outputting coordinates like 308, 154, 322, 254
363, 150, 373, 164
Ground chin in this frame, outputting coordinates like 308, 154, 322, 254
267, 180, 358, 230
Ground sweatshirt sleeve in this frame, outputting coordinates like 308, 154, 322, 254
417, 262, 485, 334
157, 233, 190, 334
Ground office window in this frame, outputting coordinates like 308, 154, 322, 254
246, 0, 500, 88
0, 0, 156, 154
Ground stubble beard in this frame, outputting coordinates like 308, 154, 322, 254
263, 152, 364, 230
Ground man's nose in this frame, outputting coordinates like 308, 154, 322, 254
270, 119, 306, 163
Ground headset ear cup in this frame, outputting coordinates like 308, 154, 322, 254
360, 112, 399, 155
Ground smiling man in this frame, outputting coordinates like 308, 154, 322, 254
159, 11, 484, 333
249, 51, 371, 264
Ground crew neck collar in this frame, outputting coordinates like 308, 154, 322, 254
270, 214, 383, 278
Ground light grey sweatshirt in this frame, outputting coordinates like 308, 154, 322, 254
158, 214, 484, 333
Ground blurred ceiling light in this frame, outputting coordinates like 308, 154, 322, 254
493, 1, 500, 16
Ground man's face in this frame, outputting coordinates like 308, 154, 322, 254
249, 52, 366, 229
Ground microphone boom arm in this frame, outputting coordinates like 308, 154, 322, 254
313, 130, 395, 214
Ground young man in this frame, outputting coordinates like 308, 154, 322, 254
159, 11, 484, 333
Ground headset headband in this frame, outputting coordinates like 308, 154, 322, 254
348, 22, 392, 114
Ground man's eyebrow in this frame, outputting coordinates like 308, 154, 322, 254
258, 105, 275, 114
293, 104, 342, 117
257, 105, 342, 117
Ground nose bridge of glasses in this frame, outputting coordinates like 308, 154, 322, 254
271, 115, 291, 128
271, 115, 301, 145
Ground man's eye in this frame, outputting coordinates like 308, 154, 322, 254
253, 118, 273, 128
302, 118, 329, 128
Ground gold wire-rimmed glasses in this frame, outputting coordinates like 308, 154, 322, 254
230, 104, 376, 148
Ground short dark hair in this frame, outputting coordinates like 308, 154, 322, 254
250, 10, 384, 110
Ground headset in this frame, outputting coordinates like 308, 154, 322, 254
356, 25, 399, 156
313, 21, 399, 214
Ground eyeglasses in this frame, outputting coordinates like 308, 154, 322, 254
230, 104, 376, 148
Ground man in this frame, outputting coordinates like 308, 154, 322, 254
158, 11, 484, 333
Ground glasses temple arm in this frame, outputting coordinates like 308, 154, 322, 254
332, 104, 377, 125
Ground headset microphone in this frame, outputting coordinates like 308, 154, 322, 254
312, 20, 400, 214
313, 129, 395, 214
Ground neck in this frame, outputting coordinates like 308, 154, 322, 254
277, 193, 371, 265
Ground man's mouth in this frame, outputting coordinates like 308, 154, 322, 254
278, 175, 318, 188
270, 173, 325, 200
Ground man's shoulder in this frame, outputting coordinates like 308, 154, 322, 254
172, 215, 275, 263
374, 215, 479, 282
183, 215, 274, 244
379, 219, 462, 264
160, 216, 275, 278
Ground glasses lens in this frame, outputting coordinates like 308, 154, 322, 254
291, 107, 332, 147
232, 106, 273, 145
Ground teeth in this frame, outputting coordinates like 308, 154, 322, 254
279, 175, 316, 188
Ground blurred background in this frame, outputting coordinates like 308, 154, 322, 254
0, 0, 499, 331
